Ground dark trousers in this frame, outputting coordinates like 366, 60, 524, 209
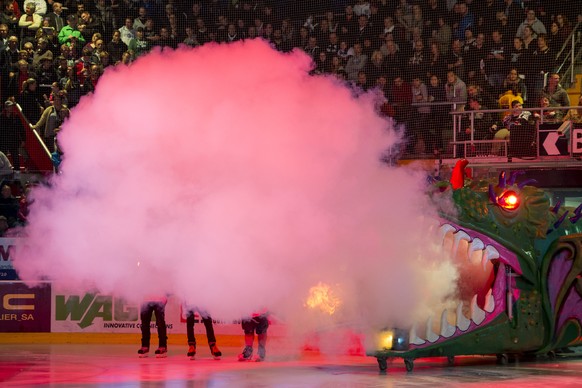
242, 315, 269, 335
186, 311, 217, 346
140, 302, 167, 348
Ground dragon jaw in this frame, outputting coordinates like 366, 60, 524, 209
408, 221, 522, 348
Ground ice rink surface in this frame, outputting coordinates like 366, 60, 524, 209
1, 343, 582, 387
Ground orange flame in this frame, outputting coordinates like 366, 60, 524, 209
305, 282, 342, 315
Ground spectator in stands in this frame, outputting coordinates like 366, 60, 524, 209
484, 30, 507, 96
304, 35, 320, 60
19, 2, 42, 46
339, 4, 358, 44
312, 51, 330, 75
17, 183, 33, 225
454, 1, 474, 41
502, 0, 523, 33
541, 72, 570, 109
388, 74, 413, 150
345, 41, 367, 81
516, 9, 546, 40
157, 27, 177, 50
0, 99, 23, 171
17, 77, 42, 123
406, 38, 427, 81
23, 1, 46, 17
460, 96, 496, 154
445, 70, 467, 112
528, 34, 556, 106
434, 16, 451, 56
427, 74, 448, 154
132, 6, 147, 30
533, 96, 563, 123
521, 25, 537, 51
60, 65, 81, 107
107, 30, 127, 63
0, 24, 9, 51
426, 41, 447, 82
0, 214, 9, 235
401, 3, 423, 43
31, 91, 66, 152
501, 68, 527, 103
118, 16, 134, 47
59, 14, 85, 46
45, 2, 65, 34
492, 99, 533, 154
79, 11, 103, 43
507, 37, 527, 77
1, 3, 18, 36
354, 70, 371, 91
547, 22, 565, 54
128, 27, 149, 59
563, 95, 582, 123
0, 184, 18, 226
464, 32, 488, 86
364, 50, 385, 84
446, 39, 465, 85
555, 14, 572, 48
410, 76, 432, 154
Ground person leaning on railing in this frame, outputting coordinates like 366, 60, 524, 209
562, 95, 582, 123
490, 100, 533, 155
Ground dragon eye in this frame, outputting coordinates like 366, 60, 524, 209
497, 190, 520, 210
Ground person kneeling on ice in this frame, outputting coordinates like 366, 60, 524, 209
138, 295, 168, 358
238, 312, 269, 362
183, 305, 222, 360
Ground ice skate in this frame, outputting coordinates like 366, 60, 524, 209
187, 345, 196, 360
238, 346, 253, 361
209, 343, 222, 360
155, 347, 168, 358
137, 347, 149, 358
255, 344, 266, 362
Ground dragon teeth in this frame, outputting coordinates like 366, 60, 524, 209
456, 302, 471, 331
409, 324, 426, 345
426, 316, 439, 343
470, 295, 486, 325
440, 309, 456, 338
484, 289, 495, 313
482, 245, 500, 270
468, 238, 485, 263
453, 230, 471, 253
439, 224, 456, 241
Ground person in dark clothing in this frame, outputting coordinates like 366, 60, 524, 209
0, 99, 24, 171
137, 296, 168, 358
184, 307, 222, 360
16, 78, 42, 124
0, 183, 19, 226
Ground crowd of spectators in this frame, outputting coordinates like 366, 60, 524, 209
0, 0, 581, 162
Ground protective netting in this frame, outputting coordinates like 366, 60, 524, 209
0, 0, 580, 174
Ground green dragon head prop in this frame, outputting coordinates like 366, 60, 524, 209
370, 160, 582, 371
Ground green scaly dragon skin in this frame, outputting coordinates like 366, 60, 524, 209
371, 167, 582, 362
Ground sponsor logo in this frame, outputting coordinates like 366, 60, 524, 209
55, 294, 139, 329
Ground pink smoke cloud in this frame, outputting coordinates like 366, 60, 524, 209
13, 40, 457, 344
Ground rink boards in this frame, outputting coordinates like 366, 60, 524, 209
0, 238, 282, 342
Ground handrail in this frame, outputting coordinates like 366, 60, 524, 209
555, 20, 582, 61
554, 21, 582, 86
14, 103, 53, 160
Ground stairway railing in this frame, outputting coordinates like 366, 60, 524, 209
555, 21, 582, 89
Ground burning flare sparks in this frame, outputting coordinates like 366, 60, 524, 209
305, 282, 342, 315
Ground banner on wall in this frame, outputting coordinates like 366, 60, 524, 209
0, 237, 19, 281
50, 289, 250, 335
0, 281, 51, 332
